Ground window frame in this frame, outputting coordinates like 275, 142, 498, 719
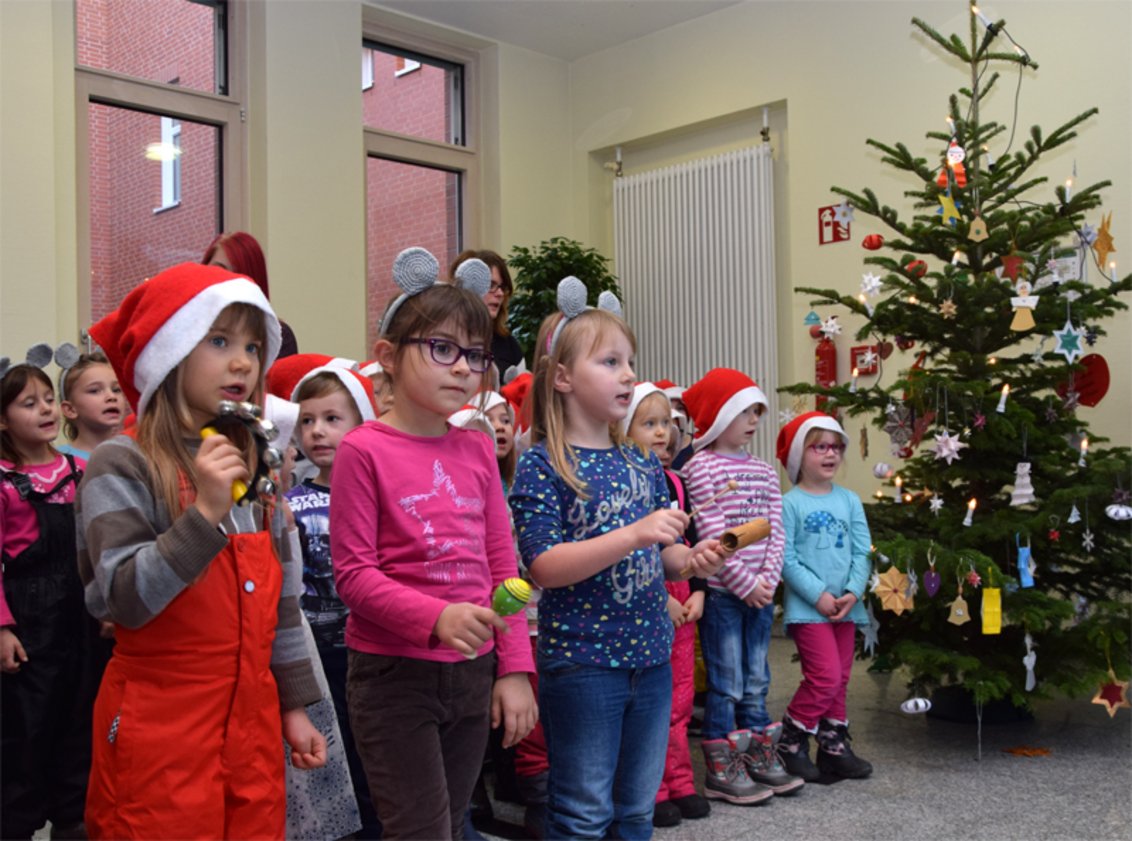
74, 0, 246, 329
360, 20, 481, 253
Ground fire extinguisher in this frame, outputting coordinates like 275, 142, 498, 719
814, 336, 837, 411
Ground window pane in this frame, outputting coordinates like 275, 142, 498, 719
76, 0, 226, 95
362, 42, 463, 146
89, 102, 220, 321
366, 157, 461, 348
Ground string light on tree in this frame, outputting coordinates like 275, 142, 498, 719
962, 498, 977, 528
996, 383, 1010, 413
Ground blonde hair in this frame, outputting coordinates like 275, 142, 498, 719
59, 352, 114, 440
625, 391, 672, 459
137, 304, 266, 516
530, 308, 637, 498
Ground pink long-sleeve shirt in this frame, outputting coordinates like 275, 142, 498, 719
329, 421, 533, 677
681, 449, 784, 599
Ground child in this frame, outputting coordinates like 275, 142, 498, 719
271, 355, 382, 839
57, 352, 125, 460
508, 278, 724, 840
77, 262, 327, 839
775, 412, 873, 780
622, 383, 710, 829
329, 248, 537, 840
359, 360, 394, 416
1, 362, 94, 840
449, 390, 517, 493
681, 367, 802, 803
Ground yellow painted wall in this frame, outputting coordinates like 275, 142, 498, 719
0, 0, 1127, 498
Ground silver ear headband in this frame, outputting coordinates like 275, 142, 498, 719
546, 277, 624, 356
0, 342, 82, 396
377, 247, 492, 337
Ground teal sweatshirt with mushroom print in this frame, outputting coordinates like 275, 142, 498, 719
780, 484, 872, 626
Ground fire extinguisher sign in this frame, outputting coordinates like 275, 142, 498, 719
818, 205, 850, 245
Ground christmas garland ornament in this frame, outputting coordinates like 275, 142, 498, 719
1052, 318, 1086, 364
982, 586, 1002, 635
1009, 280, 1039, 331
937, 189, 962, 227
923, 547, 941, 597
873, 566, 911, 615
931, 430, 968, 464
1010, 462, 1036, 507
900, 697, 932, 714
860, 272, 883, 297
929, 494, 944, 517
1091, 212, 1116, 270
937, 139, 968, 188
1047, 515, 1061, 543
966, 565, 982, 588
1000, 253, 1026, 283
1067, 502, 1081, 524
939, 297, 958, 319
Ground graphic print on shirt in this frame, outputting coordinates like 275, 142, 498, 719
400, 459, 485, 582
802, 509, 850, 550
565, 463, 660, 605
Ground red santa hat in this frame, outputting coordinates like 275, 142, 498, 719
358, 359, 383, 378
265, 353, 377, 425
448, 390, 509, 431
776, 411, 848, 484
654, 378, 685, 402
620, 382, 666, 436
500, 371, 533, 433
89, 262, 281, 417
682, 368, 769, 452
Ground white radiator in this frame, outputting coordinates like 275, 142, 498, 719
613, 144, 778, 459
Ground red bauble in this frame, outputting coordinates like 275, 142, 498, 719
905, 260, 928, 278
895, 335, 916, 351
1056, 354, 1110, 408
862, 234, 885, 250
809, 324, 824, 339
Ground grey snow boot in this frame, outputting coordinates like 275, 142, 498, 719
701, 736, 774, 805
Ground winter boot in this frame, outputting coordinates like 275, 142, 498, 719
743, 724, 806, 794
652, 800, 683, 828
671, 793, 711, 820
816, 718, 873, 779
778, 717, 821, 783
701, 737, 774, 805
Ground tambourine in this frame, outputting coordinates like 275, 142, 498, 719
199, 400, 283, 506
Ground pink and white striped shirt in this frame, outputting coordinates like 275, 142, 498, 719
681, 450, 784, 599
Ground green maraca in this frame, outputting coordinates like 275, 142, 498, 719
492, 577, 531, 616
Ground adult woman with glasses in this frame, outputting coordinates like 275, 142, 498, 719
450, 250, 524, 384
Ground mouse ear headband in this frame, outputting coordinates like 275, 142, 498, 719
546, 276, 624, 356
0, 342, 82, 389
378, 247, 492, 337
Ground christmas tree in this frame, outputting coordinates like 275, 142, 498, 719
782, 3, 1132, 711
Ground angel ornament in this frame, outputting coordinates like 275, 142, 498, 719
1010, 280, 1039, 332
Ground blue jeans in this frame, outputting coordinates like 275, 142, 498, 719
700, 588, 773, 740
538, 656, 672, 840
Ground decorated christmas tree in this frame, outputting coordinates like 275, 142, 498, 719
782, 3, 1132, 713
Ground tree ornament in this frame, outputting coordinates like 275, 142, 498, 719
1106, 503, 1132, 521
972, 410, 986, 430
1056, 353, 1110, 408
923, 548, 941, 596
1082, 528, 1095, 553
904, 259, 928, 278
833, 201, 855, 226
861, 601, 880, 657
1085, 326, 1099, 346
1091, 670, 1130, 718
936, 189, 962, 227
968, 215, 989, 242
948, 580, 971, 626
982, 586, 1002, 635
966, 566, 982, 588
1010, 462, 1036, 507
936, 140, 968, 188
1067, 503, 1081, 524
931, 430, 968, 464
1009, 280, 1039, 331
1016, 533, 1035, 588
1023, 634, 1038, 692
900, 697, 932, 714
872, 462, 894, 479
929, 494, 944, 517
862, 234, 884, 250
820, 315, 842, 337
1047, 515, 1060, 543
1091, 212, 1116, 269
883, 405, 913, 450
1052, 318, 1086, 364
859, 425, 869, 459
873, 566, 911, 615
860, 272, 883, 297
998, 255, 1026, 285
939, 298, 958, 319
803, 311, 822, 326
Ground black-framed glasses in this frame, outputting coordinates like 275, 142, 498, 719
402, 337, 494, 373
808, 442, 847, 455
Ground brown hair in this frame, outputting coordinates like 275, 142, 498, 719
59, 352, 115, 440
294, 371, 364, 425
450, 249, 513, 338
137, 303, 267, 516
1, 365, 57, 466
529, 309, 637, 498
380, 283, 493, 392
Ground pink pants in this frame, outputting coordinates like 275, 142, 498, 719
785, 621, 856, 730
656, 581, 697, 802
514, 637, 548, 780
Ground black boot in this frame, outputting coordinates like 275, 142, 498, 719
816, 719, 873, 779
778, 718, 821, 783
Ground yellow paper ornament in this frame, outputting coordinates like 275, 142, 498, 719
874, 566, 911, 616
982, 587, 1002, 634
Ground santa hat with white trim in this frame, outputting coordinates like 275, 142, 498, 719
682, 368, 769, 452
89, 262, 281, 417
654, 378, 685, 402
266, 354, 377, 428
448, 390, 509, 430
619, 382, 666, 436
776, 411, 849, 484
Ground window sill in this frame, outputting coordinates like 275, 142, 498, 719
152, 201, 181, 215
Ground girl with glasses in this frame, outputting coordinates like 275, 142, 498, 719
330, 248, 536, 840
774, 412, 873, 782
